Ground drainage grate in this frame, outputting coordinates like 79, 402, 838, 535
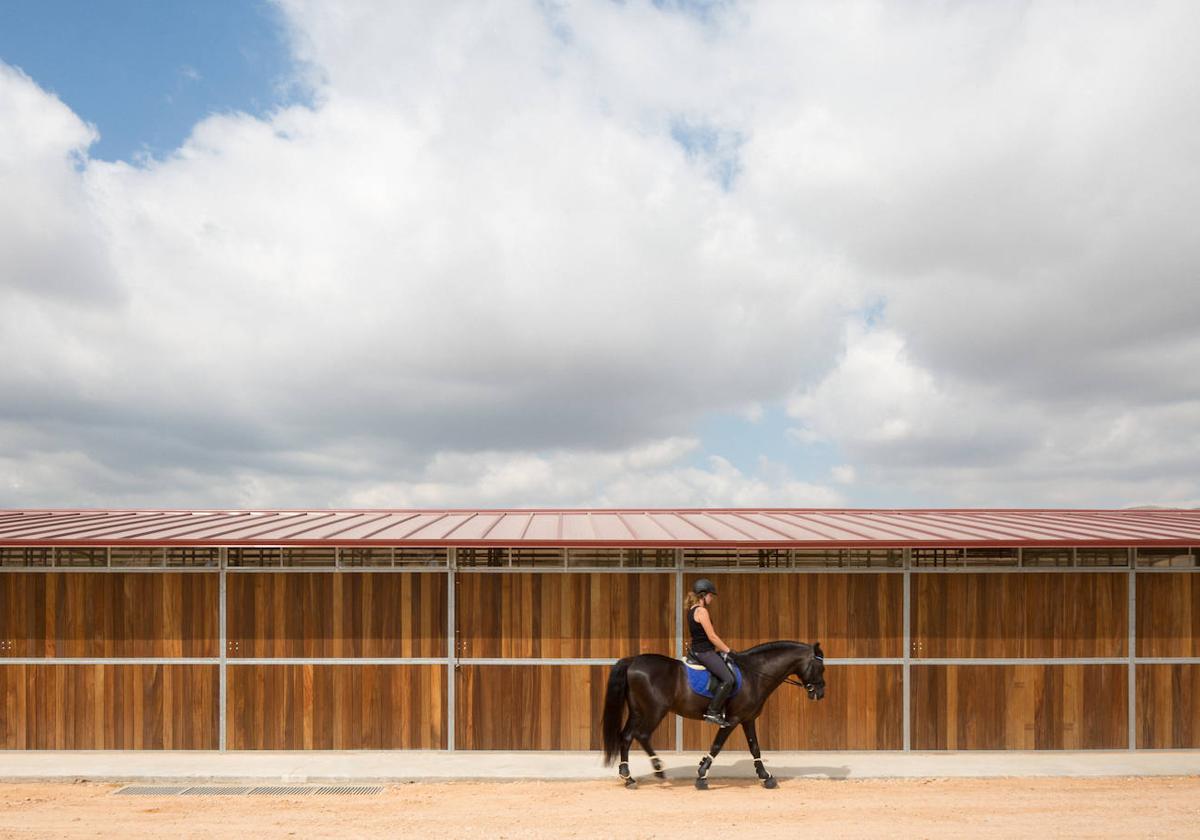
247, 786, 315, 796
179, 786, 253, 796
112, 784, 384, 797
313, 786, 383, 796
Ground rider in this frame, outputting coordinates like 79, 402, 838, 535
686, 578, 735, 727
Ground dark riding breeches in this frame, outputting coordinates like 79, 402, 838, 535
693, 650, 735, 687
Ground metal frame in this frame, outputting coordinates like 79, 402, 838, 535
2, 541, 1199, 753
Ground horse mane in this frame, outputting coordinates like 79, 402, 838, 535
739, 640, 810, 656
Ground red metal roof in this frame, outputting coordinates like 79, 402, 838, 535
0, 508, 1197, 547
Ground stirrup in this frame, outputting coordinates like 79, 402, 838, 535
703, 711, 731, 727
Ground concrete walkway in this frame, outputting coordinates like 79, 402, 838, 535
1, 750, 1198, 783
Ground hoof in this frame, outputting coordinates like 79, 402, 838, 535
695, 778, 708, 791
654, 770, 666, 780
763, 776, 778, 789
624, 776, 638, 789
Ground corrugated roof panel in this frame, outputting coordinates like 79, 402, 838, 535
653, 513, 716, 542
590, 513, 636, 542
405, 513, 476, 541
561, 514, 596, 541
619, 513, 679, 542
523, 513, 561, 541
480, 512, 533, 541
444, 513, 504, 541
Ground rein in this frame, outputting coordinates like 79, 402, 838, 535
728, 652, 820, 690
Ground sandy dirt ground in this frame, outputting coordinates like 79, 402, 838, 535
1, 776, 1199, 839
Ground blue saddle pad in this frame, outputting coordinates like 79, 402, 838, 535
684, 659, 743, 699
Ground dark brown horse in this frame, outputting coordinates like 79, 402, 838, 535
602, 641, 825, 789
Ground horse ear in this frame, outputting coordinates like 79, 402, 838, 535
813, 642, 824, 658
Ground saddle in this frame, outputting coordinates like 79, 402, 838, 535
681, 651, 743, 699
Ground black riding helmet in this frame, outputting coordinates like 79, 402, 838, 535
691, 578, 717, 596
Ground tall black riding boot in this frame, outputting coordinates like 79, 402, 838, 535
703, 680, 734, 727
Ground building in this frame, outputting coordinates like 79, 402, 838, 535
1, 507, 1198, 752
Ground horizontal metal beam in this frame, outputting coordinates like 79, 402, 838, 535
6, 655, 1200, 666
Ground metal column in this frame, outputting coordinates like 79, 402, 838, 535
1128, 565, 1137, 750
218, 558, 227, 752
447, 550, 457, 751
902, 550, 911, 751
675, 551, 684, 752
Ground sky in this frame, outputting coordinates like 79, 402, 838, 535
0, 0, 1198, 510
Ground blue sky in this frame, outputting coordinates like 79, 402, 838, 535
0, 0, 296, 161
0, 2, 1197, 509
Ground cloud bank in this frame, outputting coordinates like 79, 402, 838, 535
1, 1, 1198, 508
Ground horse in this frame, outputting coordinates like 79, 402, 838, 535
602, 640, 825, 789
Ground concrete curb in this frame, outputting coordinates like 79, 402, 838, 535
1, 750, 1199, 783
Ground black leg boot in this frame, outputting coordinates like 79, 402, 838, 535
703, 680, 734, 727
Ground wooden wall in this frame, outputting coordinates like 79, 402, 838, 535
682, 664, 903, 751
7, 564, 1200, 752
685, 573, 902, 658
1136, 664, 1200, 748
226, 664, 445, 749
456, 573, 674, 658
0, 664, 218, 749
1137, 573, 1200, 657
911, 664, 1127, 750
227, 572, 446, 658
912, 573, 1126, 658
0, 573, 218, 657
455, 664, 675, 750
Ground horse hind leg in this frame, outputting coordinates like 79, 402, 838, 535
634, 715, 669, 780
618, 718, 639, 788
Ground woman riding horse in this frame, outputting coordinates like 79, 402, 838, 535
685, 578, 736, 726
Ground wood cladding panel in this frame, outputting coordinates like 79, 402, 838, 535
227, 572, 446, 657
682, 574, 902, 659
456, 573, 674, 658
912, 664, 1127, 750
0, 573, 218, 657
226, 664, 445, 749
682, 664, 902, 751
456, 664, 676, 750
1137, 664, 1200, 748
911, 573, 1126, 658
1137, 573, 1200, 657
0, 664, 218, 749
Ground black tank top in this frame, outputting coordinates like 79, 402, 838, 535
687, 606, 715, 652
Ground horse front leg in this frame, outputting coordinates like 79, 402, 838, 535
742, 718, 777, 789
695, 724, 735, 790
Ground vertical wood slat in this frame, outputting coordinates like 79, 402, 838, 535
681, 664, 903, 750
455, 664, 676, 750
1136, 573, 1200, 657
678, 573, 903, 658
0, 664, 218, 749
456, 573, 674, 658
225, 664, 445, 749
0, 573, 219, 658
911, 664, 1128, 750
911, 573, 1128, 658
226, 573, 447, 658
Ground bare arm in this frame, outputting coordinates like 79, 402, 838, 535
693, 606, 730, 653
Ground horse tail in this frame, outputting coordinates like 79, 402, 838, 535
602, 656, 634, 765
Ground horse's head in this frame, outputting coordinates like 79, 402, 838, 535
799, 642, 825, 700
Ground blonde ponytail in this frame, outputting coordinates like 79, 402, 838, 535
684, 591, 703, 611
